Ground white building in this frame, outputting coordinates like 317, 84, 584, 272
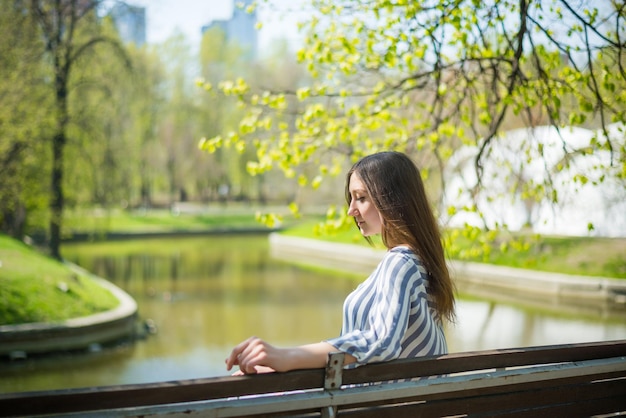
443, 124, 626, 237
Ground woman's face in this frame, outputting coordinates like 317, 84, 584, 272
347, 172, 383, 236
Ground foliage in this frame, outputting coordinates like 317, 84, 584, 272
197, 26, 313, 204
199, 0, 626, 256
0, 0, 320, 258
65, 16, 141, 211
24, 0, 132, 259
0, 1, 52, 238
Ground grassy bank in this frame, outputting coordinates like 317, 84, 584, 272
63, 206, 290, 234
0, 235, 119, 326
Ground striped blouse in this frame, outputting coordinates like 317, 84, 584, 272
325, 246, 447, 367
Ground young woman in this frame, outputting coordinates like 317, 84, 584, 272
226, 151, 456, 374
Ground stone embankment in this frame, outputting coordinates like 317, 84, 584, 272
269, 233, 626, 316
0, 264, 137, 359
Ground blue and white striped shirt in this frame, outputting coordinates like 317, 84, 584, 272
325, 246, 447, 366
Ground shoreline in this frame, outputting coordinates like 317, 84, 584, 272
0, 263, 138, 358
269, 233, 626, 316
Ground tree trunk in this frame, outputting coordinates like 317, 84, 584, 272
49, 130, 65, 259
49, 68, 68, 260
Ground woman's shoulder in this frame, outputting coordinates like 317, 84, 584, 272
384, 246, 428, 275
387, 245, 415, 259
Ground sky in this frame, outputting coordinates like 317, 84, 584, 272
128, 0, 305, 48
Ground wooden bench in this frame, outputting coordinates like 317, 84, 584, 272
1, 339, 625, 417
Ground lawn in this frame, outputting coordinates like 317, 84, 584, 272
64, 206, 277, 233
0, 235, 119, 325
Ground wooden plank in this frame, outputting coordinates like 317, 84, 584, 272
0, 370, 325, 417
408, 375, 626, 417
335, 375, 626, 417
331, 371, 626, 411
337, 394, 626, 418
342, 340, 626, 385
29, 356, 626, 418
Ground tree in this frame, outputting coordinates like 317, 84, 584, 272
200, 0, 626, 242
0, 1, 52, 239
126, 45, 166, 209
62, 17, 134, 212
28, 0, 128, 259
156, 33, 204, 206
198, 26, 250, 203
198, 25, 312, 205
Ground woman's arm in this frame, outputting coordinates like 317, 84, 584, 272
225, 336, 356, 374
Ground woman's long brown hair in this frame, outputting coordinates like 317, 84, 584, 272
346, 151, 456, 323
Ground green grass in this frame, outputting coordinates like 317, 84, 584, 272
0, 235, 119, 325
445, 232, 626, 278
64, 207, 274, 234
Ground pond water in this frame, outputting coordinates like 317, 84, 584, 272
1, 235, 625, 393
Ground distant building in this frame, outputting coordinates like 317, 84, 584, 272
109, 3, 146, 47
201, 0, 258, 59
443, 124, 626, 237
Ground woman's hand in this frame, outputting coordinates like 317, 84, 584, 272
225, 337, 351, 374
231, 365, 276, 376
225, 336, 285, 374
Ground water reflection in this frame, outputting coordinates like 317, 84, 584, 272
1, 235, 624, 393
447, 299, 625, 352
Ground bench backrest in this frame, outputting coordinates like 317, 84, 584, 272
1, 339, 625, 417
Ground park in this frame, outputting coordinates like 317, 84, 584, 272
1, 0, 625, 416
